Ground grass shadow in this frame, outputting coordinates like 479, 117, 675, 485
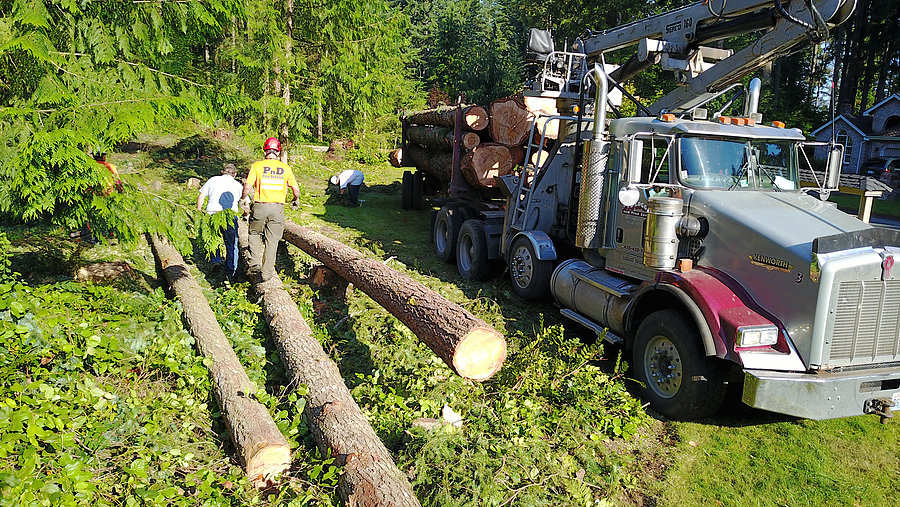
311, 182, 562, 338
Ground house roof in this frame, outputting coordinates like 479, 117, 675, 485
811, 114, 873, 137
863, 93, 900, 116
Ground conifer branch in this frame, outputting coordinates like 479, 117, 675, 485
51, 52, 208, 89
12, 97, 173, 114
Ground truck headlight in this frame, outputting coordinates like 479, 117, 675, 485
736, 325, 779, 347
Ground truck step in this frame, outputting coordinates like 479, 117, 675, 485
559, 308, 624, 345
570, 267, 634, 297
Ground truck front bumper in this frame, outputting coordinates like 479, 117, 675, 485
743, 367, 900, 420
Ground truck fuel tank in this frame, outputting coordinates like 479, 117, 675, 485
551, 259, 636, 339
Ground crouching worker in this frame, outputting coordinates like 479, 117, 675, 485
240, 137, 300, 282
197, 163, 243, 279
329, 169, 365, 206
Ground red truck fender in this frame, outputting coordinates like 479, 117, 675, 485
626, 267, 791, 363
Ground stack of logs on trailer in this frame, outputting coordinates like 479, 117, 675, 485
391, 94, 560, 208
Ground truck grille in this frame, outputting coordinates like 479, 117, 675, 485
829, 280, 900, 366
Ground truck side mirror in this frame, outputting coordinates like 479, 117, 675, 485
825, 144, 843, 190
624, 139, 643, 184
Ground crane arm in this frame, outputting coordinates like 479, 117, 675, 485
572, 0, 856, 114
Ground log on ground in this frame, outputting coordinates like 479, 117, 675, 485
405, 144, 453, 182
237, 223, 420, 507
281, 221, 507, 381
149, 235, 290, 487
405, 105, 489, 131
461, 143, 516, 188
407, 125, 480, 151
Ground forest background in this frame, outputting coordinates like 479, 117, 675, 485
1, 0, 898, 236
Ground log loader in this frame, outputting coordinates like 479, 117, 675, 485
412, 0, 900, 421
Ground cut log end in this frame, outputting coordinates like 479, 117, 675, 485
247, 444, 292, 487
465, 108, 489, 131
452, 327, 507, 381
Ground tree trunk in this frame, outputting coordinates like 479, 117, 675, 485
461, 143, 516, 188
523, 95, 560, 142
507, 145, 525, 166
489, 95, 531, 146
406, 144, 453, 182
149, 235, 290, 487
281, 222, 507, 381
389, 147, 403, 168
405, 105, 489, 131
838, 0, 869, 114
407, 125, 480, 151
236, 224, 421, 507
281, 0, 293, 164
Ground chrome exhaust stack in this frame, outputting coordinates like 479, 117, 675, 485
576, 64, 610, 250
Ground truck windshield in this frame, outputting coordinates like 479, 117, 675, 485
678, 136, 799, 190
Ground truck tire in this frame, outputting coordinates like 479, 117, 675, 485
401, 171, 413, 209
633, 310, 726, 420
412, 172, 425, 210
508, 236, 553, 301
434, 206, 467, 263
457, 219, 491, 280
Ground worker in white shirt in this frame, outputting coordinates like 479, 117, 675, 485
196, 163, 243, 278
329, 169, 365, 206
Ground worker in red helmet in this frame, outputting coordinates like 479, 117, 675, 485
240, 137, 300, 282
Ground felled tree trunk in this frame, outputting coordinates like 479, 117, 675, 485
149, 235, 290, 488
407, 125, 481, 151
389, 148, 403, 168
488, 95, 531, 146
405, 144, 453, 182
406, 105, 489, 131
507, 145, 525, 166
523, 95, 560, 142
461, 143, 516, 188
281, 221, 507, 381
236, 223, 420, 507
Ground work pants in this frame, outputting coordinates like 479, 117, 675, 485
248, 202, 285, 280
346, 184, 362, 205
211, 215, 239, 277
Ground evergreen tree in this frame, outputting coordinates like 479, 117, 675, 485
0, 0, 244, 250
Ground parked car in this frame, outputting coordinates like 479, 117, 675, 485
861, 157, 900, 177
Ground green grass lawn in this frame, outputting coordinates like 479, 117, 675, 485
829, 192, 900, 217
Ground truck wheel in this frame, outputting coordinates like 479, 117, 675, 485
401, 171, 413, 209
412, 172, 425, 210
508, 236, 553, 301
633, 310, 726, 420
457, 219, 491, 280
434, 206, 466, 263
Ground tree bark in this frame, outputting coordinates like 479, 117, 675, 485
406, 144, 453, 182
489, 95, 531, 146
407, 125, 480, 151
280, 0, 293, 164
236, 223, 421, 507
149, 235, 290, 487
461, 143, 516, 188
405, 105, 489, 131
281, 221, 507, 381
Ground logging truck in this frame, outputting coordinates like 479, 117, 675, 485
400, 0, 900, 422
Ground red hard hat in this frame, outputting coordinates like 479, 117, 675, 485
263, 137, 281, 152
